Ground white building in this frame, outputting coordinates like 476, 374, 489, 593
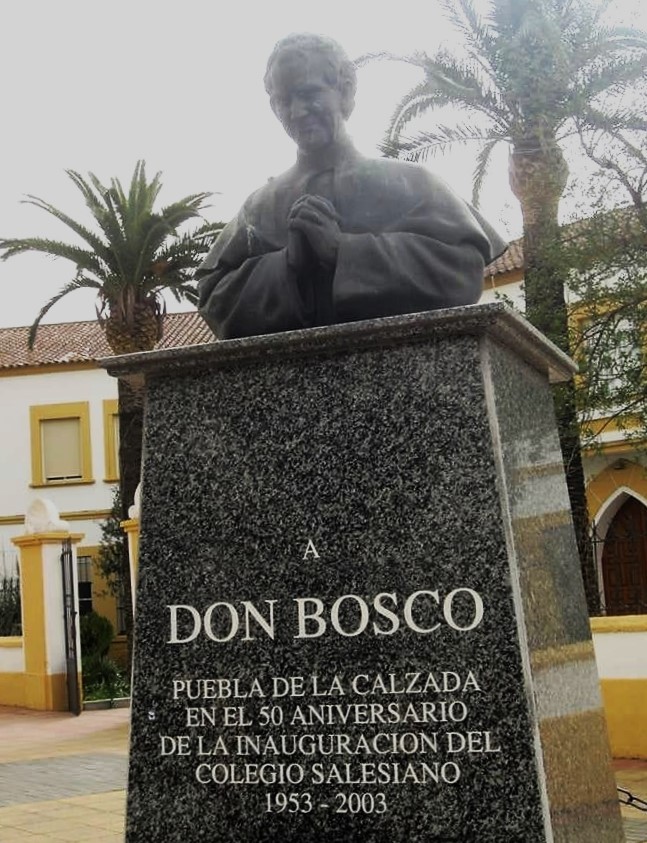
0, 311, 214, 633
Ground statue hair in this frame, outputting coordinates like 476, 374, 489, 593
264, 33, 358, 102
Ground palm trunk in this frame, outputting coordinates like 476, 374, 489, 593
106, 301, 161, 667
117, 376, 145, 667
510, 141, 601, 615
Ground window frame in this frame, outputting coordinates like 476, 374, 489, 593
29, 401, 94, 487
76, 549, 95, 617
103, 398, 120, 482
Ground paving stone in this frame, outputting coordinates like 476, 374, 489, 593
0, 753, 127, 806
624, 816, 647, 843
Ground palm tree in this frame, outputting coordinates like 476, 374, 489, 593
0, 161, 222, 647
1, 161, 219, 350
360, 0, 647, 613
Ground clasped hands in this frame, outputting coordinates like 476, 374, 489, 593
287, 194, 341, 270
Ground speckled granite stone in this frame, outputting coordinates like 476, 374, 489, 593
103, 304, 624, 842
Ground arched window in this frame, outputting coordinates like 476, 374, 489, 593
601, 496, 647, 615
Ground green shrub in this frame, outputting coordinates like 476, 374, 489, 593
82, 653, 129, 700
80, 611, 114, 658
80, 611, 129, 703
0, 574, 21, 636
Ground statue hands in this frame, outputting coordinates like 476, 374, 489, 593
287, 194, 341, 269
286, 226, 310, 271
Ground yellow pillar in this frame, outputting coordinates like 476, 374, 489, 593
12, 501, 84, 711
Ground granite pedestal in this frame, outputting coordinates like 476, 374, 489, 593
104, 303, 623, 842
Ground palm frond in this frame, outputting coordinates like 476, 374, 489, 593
0, 235, 107, 278
580, 105, 647, 135
379, 0, 645, 206
137, 222, 224, 297
19, 193, 108, 259
592, 25, 647, 51
78, 171, 129, 265
387, 82, 452, 138
472, 138, 501, 207
158, 194, 213, 229
67, 170, 110, 223
388, 124, 505, 164
353, 50, 430, 70
388, 65, 509, 151
130, 198, 214, 286
165, 281, 199, 305
439, 0, 497, 76
28, 275, 102, 348
422, 56, 511, 127
576, 53, 647, 102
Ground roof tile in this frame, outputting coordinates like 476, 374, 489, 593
486, 239, 523, 275
0, 311, 216, 370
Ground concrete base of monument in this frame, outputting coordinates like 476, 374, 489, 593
104, 303, 624, 842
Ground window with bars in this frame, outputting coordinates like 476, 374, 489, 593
76, 553, 94, 616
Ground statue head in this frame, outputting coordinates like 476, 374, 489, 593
264, 33, 357, 153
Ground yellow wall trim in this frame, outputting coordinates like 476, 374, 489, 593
61, 509, 111, 521
29, 480, 96, 489
24, 671, 68, 711
12, 532, 85, 548
103, 398, 119, 482
1, 672, 100, 714
484, 268, 523, 289
0, 637, 23, 649
0, 509, 111, 527
591, 615, 647, 633
0, 361, 99, 378
0, 673, 26, 707
583, 440, 645, 455
599, 678, 647, 759
584, 415, 641, 436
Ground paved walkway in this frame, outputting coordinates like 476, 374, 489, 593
0, 705, 645, 841
0, 707, 128, 841
616, 759, 647, 843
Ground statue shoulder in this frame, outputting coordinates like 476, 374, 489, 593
354, 155, 448, 191
238, 166, 297, 217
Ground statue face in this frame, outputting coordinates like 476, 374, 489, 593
268, 52, 349, 152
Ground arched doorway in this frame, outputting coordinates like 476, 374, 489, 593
601, 496, 647, 615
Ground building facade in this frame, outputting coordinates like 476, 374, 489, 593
0, 312, 214, 637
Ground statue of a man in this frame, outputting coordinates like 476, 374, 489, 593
198, 33, 506, 340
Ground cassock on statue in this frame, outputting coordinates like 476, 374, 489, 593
198, 142, 506, 340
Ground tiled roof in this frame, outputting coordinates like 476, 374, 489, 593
0, 242, 524, 371
0, 311, 216, 370
486, 239, 523, 276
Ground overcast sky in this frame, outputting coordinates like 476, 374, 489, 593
0, 0, 644, 329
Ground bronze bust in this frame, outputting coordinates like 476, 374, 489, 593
198, 34, 506, 339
